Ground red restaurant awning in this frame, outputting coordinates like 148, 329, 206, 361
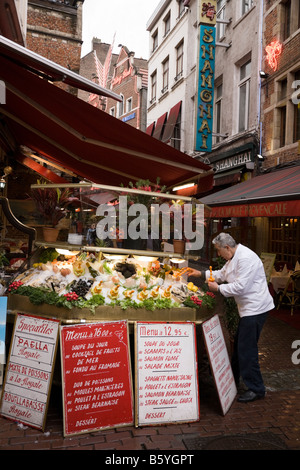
201, 165, 300, 217
162, 101, 182, 143
152, 113, 167, 140
0, 39, 212, 190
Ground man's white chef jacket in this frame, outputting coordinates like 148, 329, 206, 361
206, 244, 274, 317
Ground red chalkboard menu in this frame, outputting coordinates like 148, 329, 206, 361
60, 320, 133, 436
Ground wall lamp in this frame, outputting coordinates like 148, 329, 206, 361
0, 166, 13, 189
257, 154, 265, 161
259, 71, 269, 79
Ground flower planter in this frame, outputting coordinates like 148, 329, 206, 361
42, 227, 59, 243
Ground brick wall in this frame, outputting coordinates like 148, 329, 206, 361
27, 0, 83, 89
262, 0, 300, 168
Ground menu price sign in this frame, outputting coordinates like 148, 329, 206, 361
202, 315, 237, 415
0, 314, 60, 431
135, 322, 199, 426
60, 320, 133, 436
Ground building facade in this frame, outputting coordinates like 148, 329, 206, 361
79, 40, 148, 132
26, 0, 84, 94
259, 0, 300, 265
147, 0, 300, 265
146, 0, 263, 181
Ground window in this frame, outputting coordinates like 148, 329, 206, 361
126, 97, 132, 113
293, 104, 300, 142
152, 30, 158, 53
238, 60, 251, 132
150, 71, 157, 103
118, 94, 124, 117
280, 106, 287, 147
293, 70, 300, 142
216, 0, 226, 40
241, 0, 253, 16
269, 217, 300, 266
283, 0, 292, 40
281, 0, 300, 40
110, 107, 115, 117
215, 82, 223, 143
178, 0, 185, 18
162, 57, 169, 93
164, 12, 171, 37
175, 40, 184, 80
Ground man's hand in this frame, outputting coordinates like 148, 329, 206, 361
208, 281, 219, 292
187, 268, 201, 277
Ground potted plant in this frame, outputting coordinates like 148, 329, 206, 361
31, 186, 71, 242
213, 256, 239, 346
224, 296, 239, 344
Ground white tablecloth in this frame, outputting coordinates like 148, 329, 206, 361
270, 272, 291, 293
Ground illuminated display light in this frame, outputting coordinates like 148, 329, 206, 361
265, 40, 283, 71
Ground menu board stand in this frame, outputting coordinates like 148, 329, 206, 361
0, 313, 60, 431
60, 320, 133, 436
135, 322, 199, 427
202, 314, 237, 415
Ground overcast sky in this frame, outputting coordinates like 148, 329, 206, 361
81, 0, 161, 59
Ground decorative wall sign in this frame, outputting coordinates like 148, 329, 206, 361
135, 322, 199, 426
202, 315, 237, 415
60, 320, 133, 436
265, 40, 282, 71
196, 25, 216, 152
0, 314, 60, 431
199, 1, 217, 25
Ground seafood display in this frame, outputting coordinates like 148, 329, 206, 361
9, 251, 214, 311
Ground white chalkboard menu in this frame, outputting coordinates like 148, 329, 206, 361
0, 314, 60, 431
202, 315, 237, 415
135, 322, 199, 426
60, 320, 134, 436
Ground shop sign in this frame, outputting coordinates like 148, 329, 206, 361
135, 322, 199, 426
199, 1, 217, 25
202, 315, 237, 415
196, 25, 216, 152
60, 320, 133, 436
0, 314, 60, 431
209, 200, 300, 218
211, 149, 253, 173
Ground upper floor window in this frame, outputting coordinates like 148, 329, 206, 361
164, 12, 171, 37
175, 40, 184, 80
126, 97, 132, 113
293, 70, 300, 142
238, 59, 251, 132
281, 0, 300, 41
216, 0, 226, 40
118, 94, 124, 117
162, 57, 169, 93
152, 30, 158, 53
150, 70, 157, 103
214, 82, 223, 143
241, 0, 253, 16
178, 0, 185, 18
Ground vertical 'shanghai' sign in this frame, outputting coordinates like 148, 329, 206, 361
196, 25, 216, 152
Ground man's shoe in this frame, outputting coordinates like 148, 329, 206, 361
237, 390, 265, 403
